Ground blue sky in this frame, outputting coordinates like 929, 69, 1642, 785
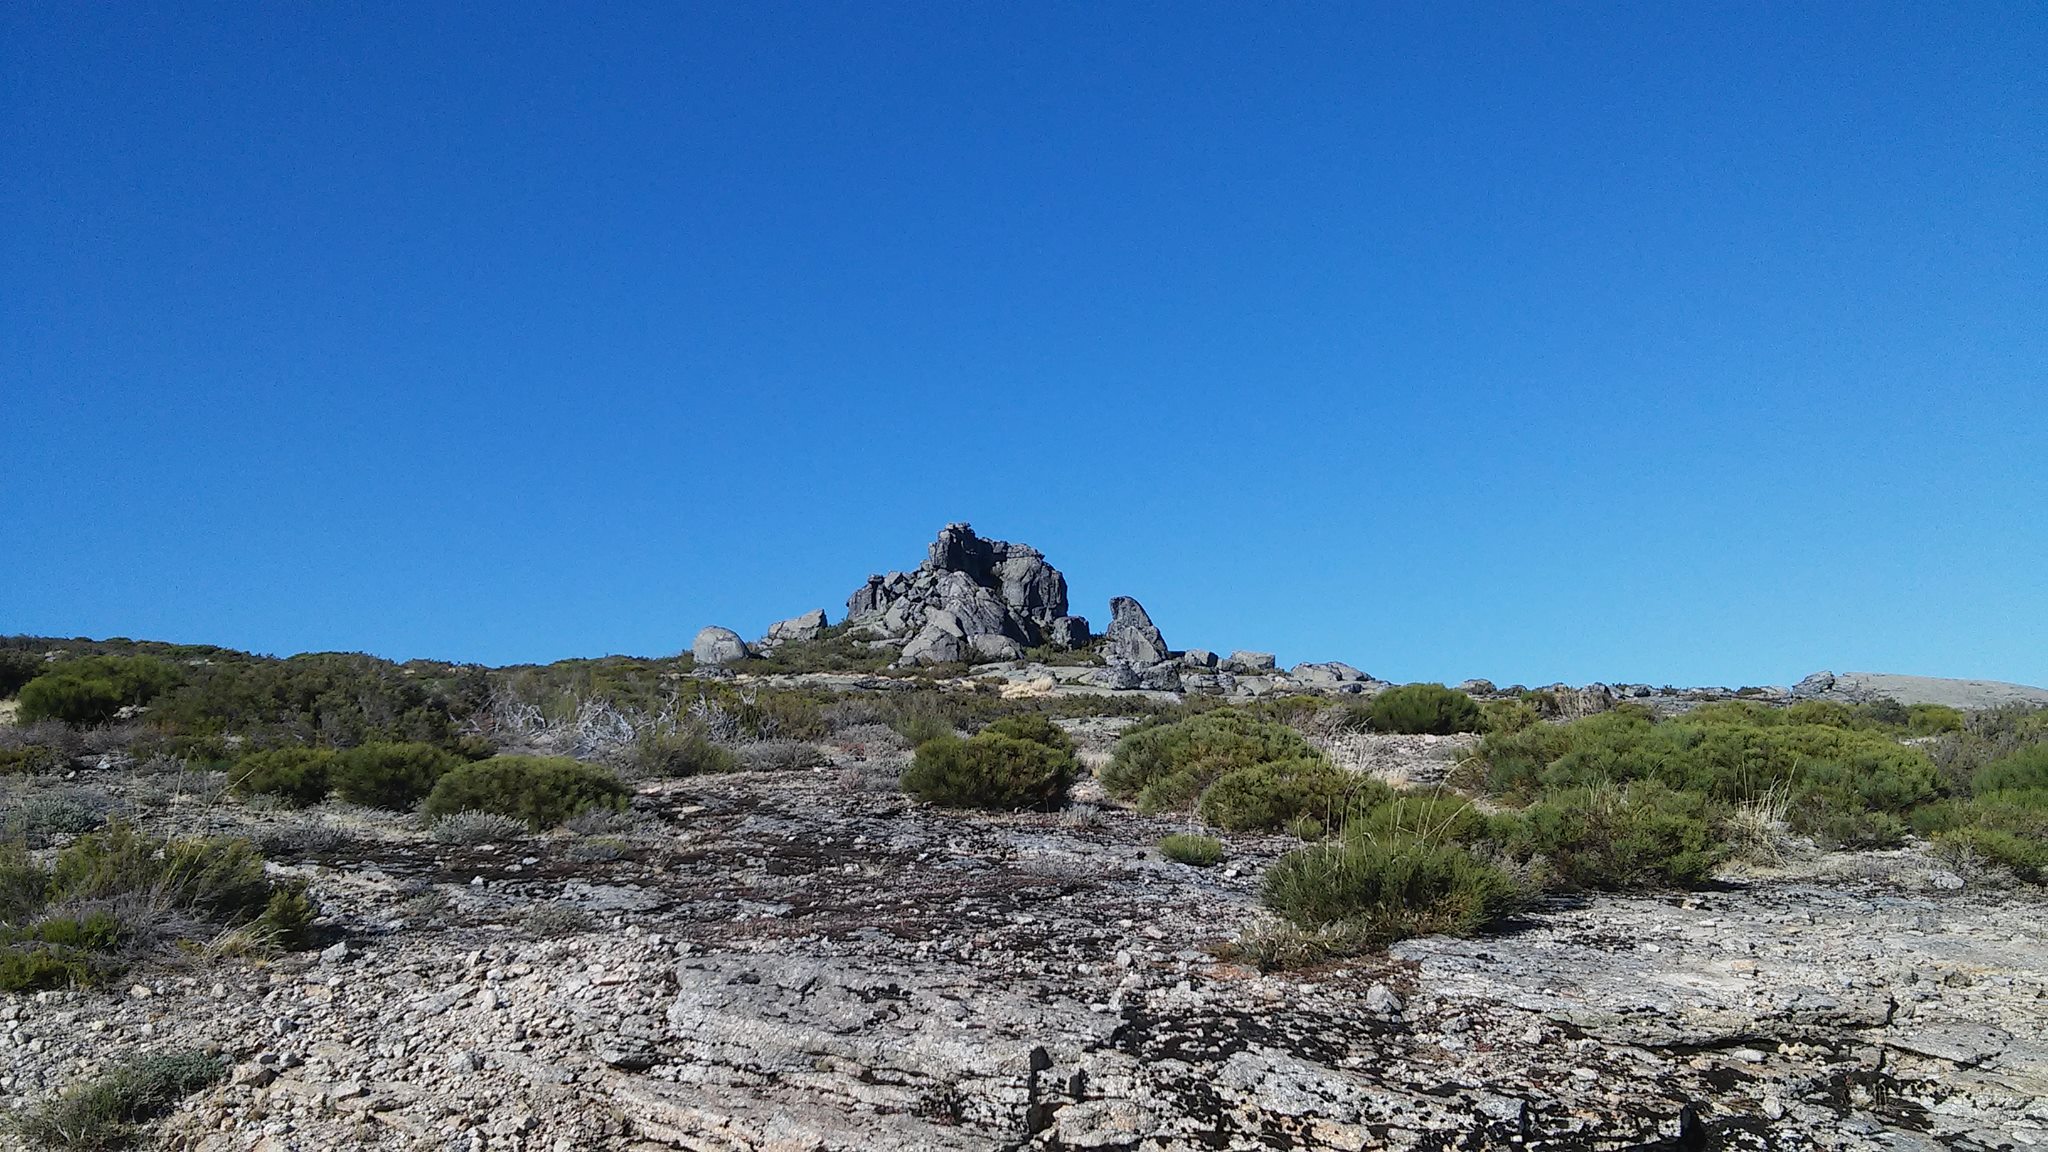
4, 3, 2043, 687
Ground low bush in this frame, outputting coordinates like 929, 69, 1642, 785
0, 824, 316, 991
900, 732, 1077, 810
17, 656, 185, 727
1502, 781, 1726, 889
1479, 698, 1541, 735
1263, 833, 1520, 947
1362, 684, 1483, 735
981, 712, 1075, 754
2, 791, 113, 847
422, 757, 629, 829
733, 739, 827, 772
1197, 758, 1384, 833
331, 742, 466, 810
428, 810, 527, 844
1157, 833, 1224, 867
1908, 704, 1965, 736
1103, 709, 1319, 813
628, 729, 737, 777
1, 745, 74, 776
0, 649, 46, 698
227, 748, 336, 807
9, 1048, 227, 1150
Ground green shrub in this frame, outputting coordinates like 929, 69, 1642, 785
900, 732, 1077, 810
1908, 704, 1965, 736
422, 757, 628, 829
1103, 709, 1319, 813
1343, 792, 1493, 845
981, 712, 1075, 754
1479, 698, 1540, 735
16, 656, 184, 726
0, 650, 48, 698
1263, 834, 1520, 947
329, 742, 465, 810
1197, 758, 1384, 833
1364, 684, 1482, 735
1158, 833, 1224, 866
1505, 782, 1726, 889
629, 729, 737, 777
9, 1048, 227, 1150
228, 748, 336, 807
1974, 746, 2048, 795
1, 745, 73, 776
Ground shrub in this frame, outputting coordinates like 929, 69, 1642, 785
422, 756, 628, 829
629, 729, 737, 777
1480, 698, 1541, 735
1908, 704, 1965, 736
1973, 745, 2048, 795
1157, 833, 1223, 867
733, 739, 827, 772
331, 742, 465, 810
1505, 782, 1726, 889
428, 811, 527, 844
2, 791, 113, 847
0, 649, 46, 698
9, 1048, 227, 1150
1, 745, 74, 776
1103, 709, 1319, 813
1197, 758, 1385, 833
981, 712, 1075, 754
900, 732, 1077, 810
520, 902, 595, 937
1263, 834, 1520, 947
16, 656, 184, 726
1363, 684, 1483, 735
227, 748, 336, 807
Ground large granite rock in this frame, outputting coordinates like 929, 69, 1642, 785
1103, 596, 1168, 665
761, 609, 829, 647
1047, 615, 1091, 650
692, 626, 750, 666
848, 524, 1070, 649
900, 625, 966, 666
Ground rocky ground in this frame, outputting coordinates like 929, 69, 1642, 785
4, 730, 2043, 1152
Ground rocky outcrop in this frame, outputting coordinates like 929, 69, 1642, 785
847, 524, 1073, 653
760, 609, 828, 647
1292, 661, 1368, 687
1103, 596, 1168, 665
1047, 616, 1091, 650
692, 626, 749, 666
1224, 651, 1277, 674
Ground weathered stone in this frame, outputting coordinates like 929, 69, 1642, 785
1103, 597, 1168, 665
764, 609, 828, 645
692, 626, 750, 666
1047, 616, 1091, 650
844, 524, 1071, 646
1292, 661, 1366, 686
1182, 649, 1219, 669
967, 634, 1025, 662
1225, 651, 1277, 674
899, 625, 965, 666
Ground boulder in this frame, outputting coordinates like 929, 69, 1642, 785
763, 609, 828, 646
1458, 679, 1497, 695
1292, 661, 1367, 686
692, 626, 750, 666
844, 524, 1071, 645
1046, 616, 1091, 650
899, 625, 966, 667
1182, 649, 1219, 669
967, 634, 1025, 663
1225, 651, 1277, 674
1104, 597, 1169, 665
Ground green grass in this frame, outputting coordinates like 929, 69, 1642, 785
1157, 833, 1224, 866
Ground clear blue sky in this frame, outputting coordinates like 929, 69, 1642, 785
4, 4, 2043, 688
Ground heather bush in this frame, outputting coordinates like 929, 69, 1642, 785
228, 748, 336, 807
9, 1048, 227, 1149
1362, 683, 1482, 735
628, 728, 736, 777
331, 742, 466, 810
900, 731, 1077, 810
17, 656, 184, 726
1196, 758, 1384, 833
422, 756, 628, 829
1502, 781, 1726, 889
1263, 833, 1520, 947
1103, 709, 1319, 813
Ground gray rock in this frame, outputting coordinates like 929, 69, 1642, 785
1104, 597, 1169, 665
900, 625, 966, 666
967, 634, 1025, 662
764, 609, 828, 645
692, 626, 750, 666
844, 524, 1071, 645
1134, 662, 1184, 692
1182, 649, 1218, 669
1090, 662, 1142, 691
1791, 671, 1837, 698
1458, 679, 1497, 695
1292, 661, 1366, 686
1046, 616, 1091, 650
1225, 651, 1277, 673
1365, 982, 1403, 1016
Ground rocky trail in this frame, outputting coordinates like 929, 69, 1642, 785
7, 758, 2042, 1152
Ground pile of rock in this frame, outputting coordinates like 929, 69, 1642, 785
843, 523, 1095, 666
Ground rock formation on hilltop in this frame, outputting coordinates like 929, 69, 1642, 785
845, 523, 1092, 662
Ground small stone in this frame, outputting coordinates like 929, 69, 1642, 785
1365, 983, 1403, 1015
320, 942, 350, 965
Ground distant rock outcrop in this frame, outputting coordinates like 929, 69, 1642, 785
846, 523, 1076, 652
692, 626, 749, 666
1102, 596, 1169, 665
759, 609, 828, 648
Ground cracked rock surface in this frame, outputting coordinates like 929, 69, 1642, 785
4, 765, 2043, 1151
